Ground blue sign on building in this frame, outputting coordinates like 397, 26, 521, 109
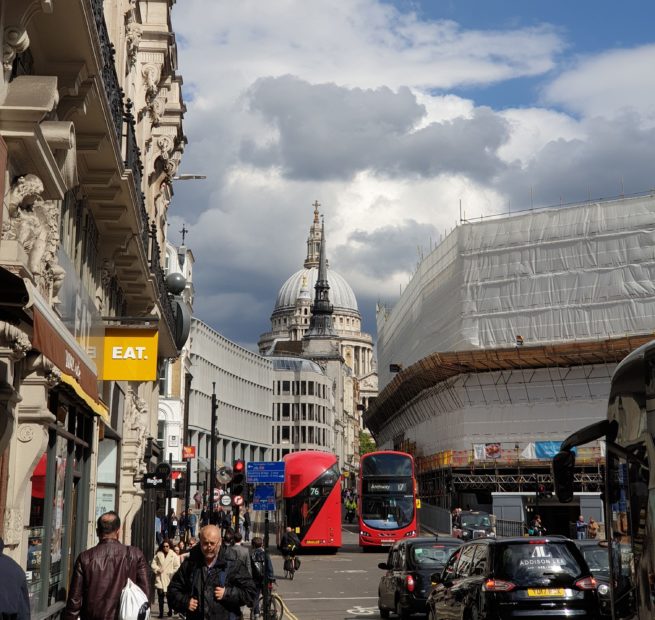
246, 461, 285, 483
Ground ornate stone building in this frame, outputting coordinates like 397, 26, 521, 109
259, 203, 378, 474
258, 202, 378, 412
0, 1, 188, 615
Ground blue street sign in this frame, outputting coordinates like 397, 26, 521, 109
253, 501, 276, 512
247, 461, 285, 483
253, 485, 275, 502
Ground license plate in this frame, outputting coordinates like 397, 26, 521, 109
381, 540, 394, 545
527, 588, 565, 597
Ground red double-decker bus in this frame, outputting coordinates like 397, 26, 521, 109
358, 450, 418, 548
276, 451, 342, 552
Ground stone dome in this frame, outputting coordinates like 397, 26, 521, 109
275, 267, 359, 313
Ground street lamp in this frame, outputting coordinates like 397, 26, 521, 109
173, 174, 207, 180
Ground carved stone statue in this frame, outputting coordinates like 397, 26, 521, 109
3, 175, 65, 301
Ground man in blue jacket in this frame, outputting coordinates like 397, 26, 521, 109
0, 537, 30, 619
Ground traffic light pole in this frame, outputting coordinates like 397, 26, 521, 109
209, 382, 218, 519
184, 457, 191, 541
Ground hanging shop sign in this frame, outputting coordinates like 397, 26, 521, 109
182, 445, 196, 459
100, 328, 159, 381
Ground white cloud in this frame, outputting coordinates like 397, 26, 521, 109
167, 1, 655, 347
543, 44, 655, 124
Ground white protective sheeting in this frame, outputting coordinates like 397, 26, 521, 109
377, 195, 655, 390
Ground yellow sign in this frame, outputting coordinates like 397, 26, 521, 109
101, 328, 159, 380
416, 499, 422, 509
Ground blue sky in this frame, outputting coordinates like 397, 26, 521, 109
169, 0, 655, 350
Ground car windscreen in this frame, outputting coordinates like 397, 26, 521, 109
461, 514, 491, 528
410, 543, 459, 567
361, 496, 414, 530
494, 542, 586, 586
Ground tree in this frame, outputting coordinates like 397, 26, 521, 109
359, 430, 376, 456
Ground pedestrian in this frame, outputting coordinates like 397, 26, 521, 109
155, 513, 163, 546
588, 517, 599, 539
64, 511, 150, 620
169, 510, 179, 540
151, 539, 180, 618
221, 510, 232, 538
243, 509, 251, 542
231, 532, 252, 576
0, 537, 30, 619
576, 515, 587, 540
167, 525, 256, 619
188, 510, 198, 538
249, 537, 275, 619
194, 490, 203, 510
530, 514, 546, 536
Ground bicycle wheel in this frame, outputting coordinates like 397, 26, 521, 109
254, 593, 284, 620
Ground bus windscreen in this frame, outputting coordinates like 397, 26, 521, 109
361, 453, 413, 477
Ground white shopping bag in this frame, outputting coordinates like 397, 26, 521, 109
119, 578, 151, 620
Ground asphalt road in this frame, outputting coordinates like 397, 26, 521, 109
270, 522, 400, 620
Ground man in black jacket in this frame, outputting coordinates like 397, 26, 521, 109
168, 525, 255, 619
0, 537, 30, 619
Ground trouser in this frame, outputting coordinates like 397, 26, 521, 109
157, 588, 171, 616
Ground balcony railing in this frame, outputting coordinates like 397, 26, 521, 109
123, 99, 150, 255
89, 0, 123, 140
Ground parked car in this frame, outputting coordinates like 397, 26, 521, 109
453, 510, 495, 540
377, 535, 462, 619
574, 538, 633, 618
427, 536, 599, 620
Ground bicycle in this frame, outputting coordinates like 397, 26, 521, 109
283, 553, 297, 580
251, 581, 284, 620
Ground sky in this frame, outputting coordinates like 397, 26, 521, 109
168, 1, 655, 352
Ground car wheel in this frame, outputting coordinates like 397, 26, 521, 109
379, 607, 390, 619
395, 598, 410, 620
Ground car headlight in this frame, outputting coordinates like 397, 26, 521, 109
488, 531, 496, 538
598, 584, 610, 596
404, 530, 416, 537
360, 531, 371, 537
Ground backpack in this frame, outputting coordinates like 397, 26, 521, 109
251, 548, 266, 583
119, 578, 150, 620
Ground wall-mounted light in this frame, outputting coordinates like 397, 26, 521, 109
389, 363, 403, 373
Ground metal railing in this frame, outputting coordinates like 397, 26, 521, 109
88, 0, 123, 141
495, 518, 528, 537
418, 500, 452, 534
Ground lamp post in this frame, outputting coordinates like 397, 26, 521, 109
208, 382, 218, 519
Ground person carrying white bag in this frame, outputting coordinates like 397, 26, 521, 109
64, 511, 151, 620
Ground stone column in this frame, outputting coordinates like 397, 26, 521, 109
4, 353, 60, 564
118, 387, 149, 545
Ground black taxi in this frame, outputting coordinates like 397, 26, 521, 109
377, 535, 462, 619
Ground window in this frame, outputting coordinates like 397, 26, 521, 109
282, 381, 290, 394
456, 544, 477, 577
282, 426, 290, 442
282, 403, 290, 420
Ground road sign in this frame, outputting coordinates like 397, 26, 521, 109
220, 494, 232, 507
154, 463, 171, 479
253, 485, 275, 502
214, 488, 222, 501
143, 473, 167, 489
233, 495, 244, 506
247, 461, 285, 483
253, 501, 276, 511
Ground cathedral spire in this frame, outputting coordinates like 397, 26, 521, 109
307, 217, 336, 337
304, 200, 322, 268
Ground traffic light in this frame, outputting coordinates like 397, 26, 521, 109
232, 459, 246, 497
173, 473, 186, 498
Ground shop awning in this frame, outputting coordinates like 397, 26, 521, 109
28, 285, 109, 423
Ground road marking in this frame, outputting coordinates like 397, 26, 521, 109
283, 597, 378, 601
334, 569, 367, 573
347, 606, 377, 616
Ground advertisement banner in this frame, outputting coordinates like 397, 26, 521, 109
485, 443, 502, 459
182, 445, 196, 459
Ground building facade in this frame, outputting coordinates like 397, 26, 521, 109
187, 318, 273, 499
0, 1, 187, 615
367, 194, 655, 528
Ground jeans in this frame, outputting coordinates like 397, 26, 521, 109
576, 531, 586, 539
